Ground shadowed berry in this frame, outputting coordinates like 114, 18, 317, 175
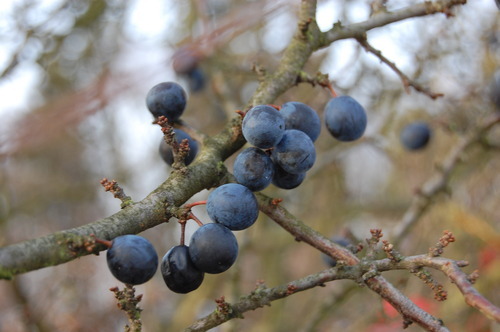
281, 102, 321, 142
188, 223, 238, 274
234, 147, 274, 191
272, 129, 316, 174
161, 245, 204, 294
272, 163, 306, 190
159, 129, 199, 166
106, 235, 158, 285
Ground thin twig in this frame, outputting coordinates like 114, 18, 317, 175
356, 36, 444, 99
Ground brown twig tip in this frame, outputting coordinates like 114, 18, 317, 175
111, 285, 143, 332
155, 115, 170, 127
271, 198, 283, 206
467, 270, 480, 284
215, 296, 231, 316
100, 178, 133, 208
370, 229, 384, 242
235, 110, 245, 118
268, 104, 281, 110
429, 231, 456, 257
382, 240, 404, 262
286, 284, 298, 295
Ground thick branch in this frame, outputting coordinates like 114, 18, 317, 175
322, 0, 467, 46
0, 129, 243, 279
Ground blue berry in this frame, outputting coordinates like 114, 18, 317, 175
106, 235, 158, 285
188, 223, 238, 274
242, 105, 285, 149
280, 102, 321, 142
324, 96, 367, 141
233, 147, 274, 191
159, 129, 199, 166
400, 122, 431, 150
272, 163, 306, 190
207, 183, 259, 230
186, 67, 205, 92
272, 129, 316, 174
161, 245, 204, 294
146, 82, 187, 121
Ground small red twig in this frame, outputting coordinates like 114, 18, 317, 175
184, 200, 207, 209
188, 213, 204, 227
325, 81, 338, 98
94, 237, 113, 249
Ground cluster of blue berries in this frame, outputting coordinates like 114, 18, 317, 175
103, 82, 262, 293
236, 102, 320, 190
161, 183, 259, 293
236, 95, 369, 191
101, 183, 258, 293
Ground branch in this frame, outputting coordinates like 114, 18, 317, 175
356, 36, 444, 99
257, 195, 448, 331
322, 0, 467, 46
374, 255, 500, 322
184, 268, 354, 332
0, 129, 242, 279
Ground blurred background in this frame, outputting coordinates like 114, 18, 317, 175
0, 0, 499, 331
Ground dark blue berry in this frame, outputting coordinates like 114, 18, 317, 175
206, 183, 259, 230
272, 129, 316, 174
159, 129, 199, 166
188, 223, 238, 274
161, 245, 204, 294
233, 147, 274, 191
186, 67, 205, 92
280, 102, 321, 142
272, 163, 306, 190
106, 235, 158, 285
324, 96, 367, 142
146, 82, 187, 121
400, 122, 431, 150
242, 105, 285, 149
